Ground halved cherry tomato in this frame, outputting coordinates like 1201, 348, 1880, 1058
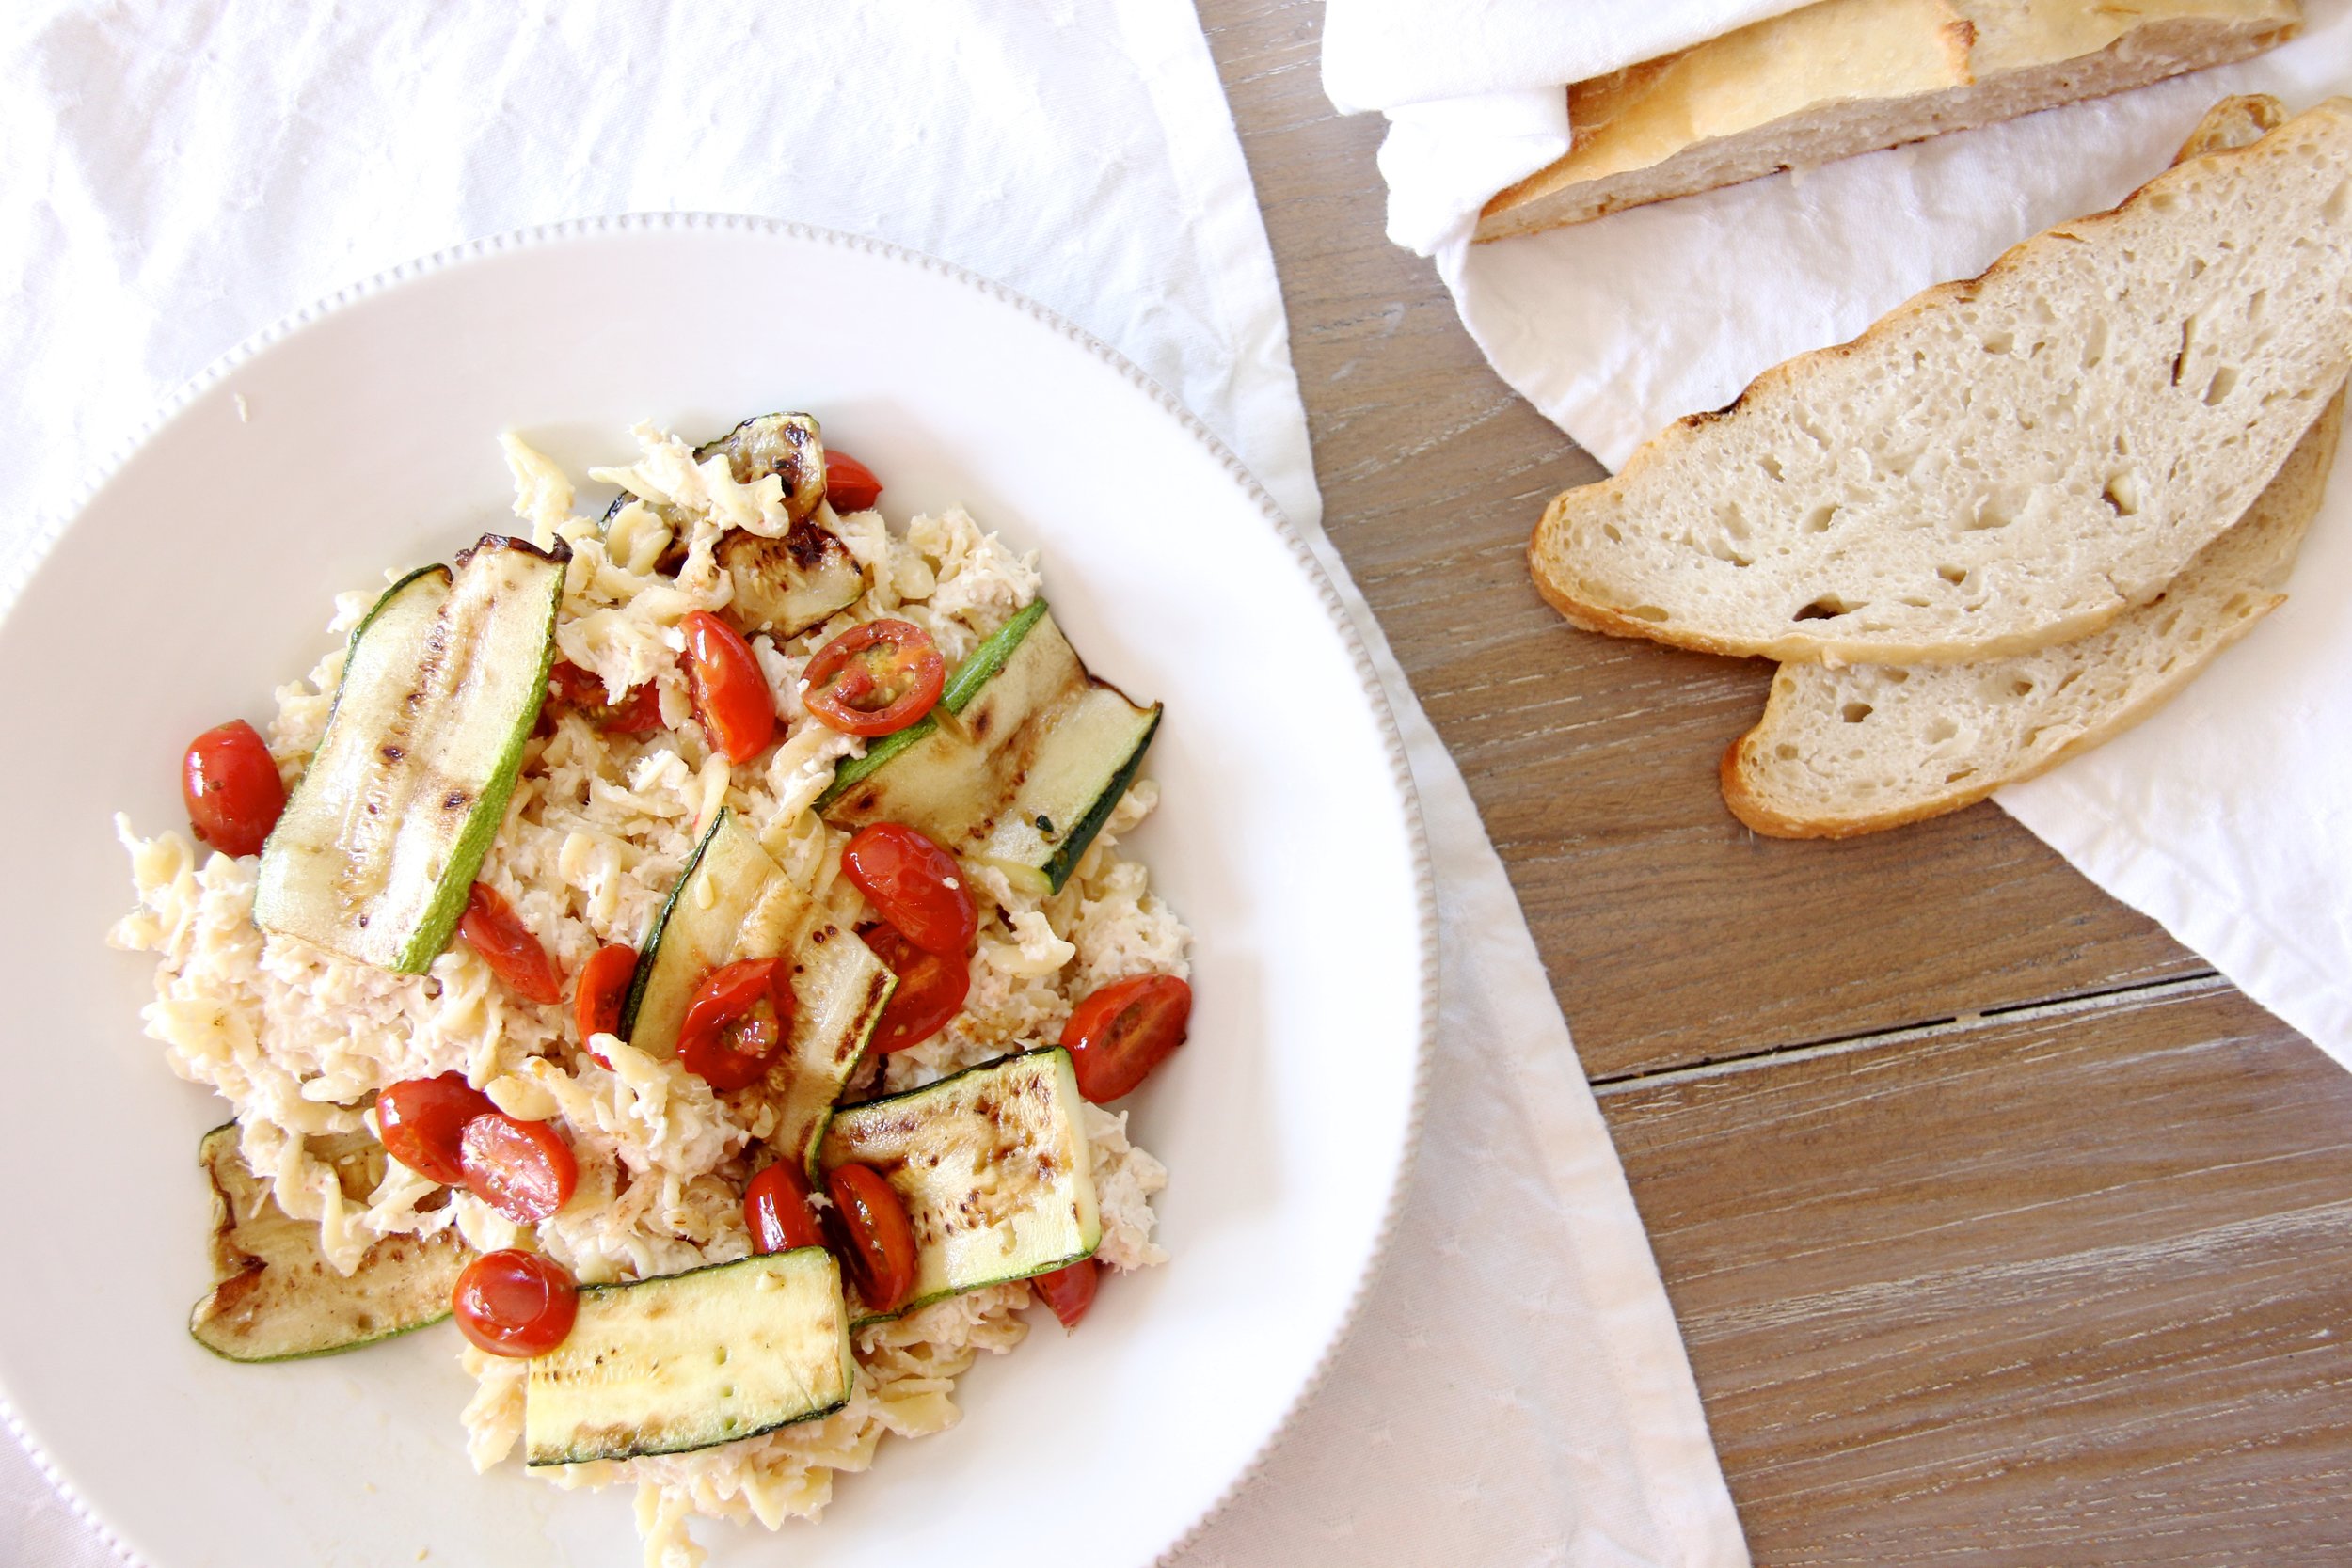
681, 609, 776, 763
573, 943, 637, 1065
827, 1163, 917, 1315
181, 720, 285, 858
1032, 1258, 1099, 1330
548, 660, 665, 734
459, 883, 563, 1006
842, 823, 976, 957
458, 1113, 578, 1223
860, 922, 970, 1054
676, 958, 793, 1091
744, 1160, 826, 1255
452, 1248, 578, 1357
377, 1073, 497, 1185
1061, 974, 1192, 1103
800, 620, 944, 737
823, 449, 883, 513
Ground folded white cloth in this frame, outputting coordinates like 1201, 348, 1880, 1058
1323, 0, 2352, 1068
0, 3, 1744, 1565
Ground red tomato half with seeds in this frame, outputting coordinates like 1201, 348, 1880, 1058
744, 1161, 826, 1255
680, 610, 776, 763
823, 449, 883, 513
827, 1163, 917, 1315
573, 943, 637, 1066
458, 1113, 578, 1224
860, 922, 970, 1054
181, 719, 285, 859
377, 1073, 497, 1186
801, 620, 944, 737
1032, 1258, 1099, 1330
841, 823, 976, 957
1061, 974, 1192, 1102
459, 883, 563, 1006
676, 958, 794, 1092
548, 660, 664, 734
452, 1248, 578, 1357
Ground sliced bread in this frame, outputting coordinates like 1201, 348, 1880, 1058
1528, 95, 2352, 666
1475, 0, 2299, 241
1722, 383, 2344, 837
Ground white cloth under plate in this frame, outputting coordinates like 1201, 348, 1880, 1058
0, 4, 1745, 1567
1322, 0, 2352, 1068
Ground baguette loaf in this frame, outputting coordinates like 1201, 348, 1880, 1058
1476, 0, 2299, 241
1528, 96, 2352, 666
1723, 384, 2344, 837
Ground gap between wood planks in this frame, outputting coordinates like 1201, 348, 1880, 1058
1589, 970, 2234, 1095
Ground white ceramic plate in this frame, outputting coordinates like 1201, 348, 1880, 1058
0, 216, 1429, 1568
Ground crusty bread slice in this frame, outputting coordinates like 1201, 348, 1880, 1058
1475, 0, 2299, 241
1723, 382, 2343, 837
1528, 95, 2352, 666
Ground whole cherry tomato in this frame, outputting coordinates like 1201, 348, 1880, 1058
744, 1160, 826, 1255
573, 943, 637, 1065
452, 1248, 578, 1357
841, 823, 976, 957
377, 1073, 497, 1185
676, 958, 793, 1092
860, 922, 970, 1054
1061, 974, 1192, 1103
827, 1163, 917, 1315
823, 449, 883, 513
800, 620, 944, 737
458, 1113, 578, 1224
181, 719, 285, 858
548, 660, 665, 734
458, 883, 563, 1006
680, 610, 776, 764
1032, 1258, 1099, 1330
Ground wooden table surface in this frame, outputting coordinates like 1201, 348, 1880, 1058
1198, 4, 2352, 1561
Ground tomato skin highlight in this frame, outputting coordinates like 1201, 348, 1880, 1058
182, 720, 285, 858
459, 883, 563, 1006
801, 620, 945, 737
573, 944, 636, 1066
680, 610, 776, 763
452, 1249, 578, 1357
860, 922, 970, 1054
841, 824, 977, 957
676, 958, 793, 1091
744, 1161, 826, 1255
377, 1073, 497, 1186
458, 1113, 578, 1224
1032, 1258, 1099, 1329
548, 660, 664, 734
827, 1164, 918, 1315
823, 450, 883, 513
1061, 974, 1192, 1102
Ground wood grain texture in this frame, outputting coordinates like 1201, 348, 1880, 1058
1195, 0, 2203, 1081
1603, 981, 2352, 1565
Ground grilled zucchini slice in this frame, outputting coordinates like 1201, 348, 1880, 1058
820, 1048, 1100, 1318
254, 535, 567, 972
189, 1124, 469, 1363
524, 1247, 852, 1465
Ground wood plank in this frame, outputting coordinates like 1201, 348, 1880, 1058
1600, 979, 2352, 1564
1196, 0, 2205, 1079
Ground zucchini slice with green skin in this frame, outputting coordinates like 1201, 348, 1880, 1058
623, 810, 896, 1174
818, 604, 1162, 895
254, 534, 568, 973
189, 1124, 469, 1363
820, 1048, 1101, 1320
523, 1247, 852, 1465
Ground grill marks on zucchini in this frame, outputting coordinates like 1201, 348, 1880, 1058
189, 1125, 469, 1363
254, 535, 568, 972
523, 1248, 852, 1465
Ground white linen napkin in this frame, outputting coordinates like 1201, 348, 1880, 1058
0, 4, 1746, 1566
1323, 0, 2352, 1068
